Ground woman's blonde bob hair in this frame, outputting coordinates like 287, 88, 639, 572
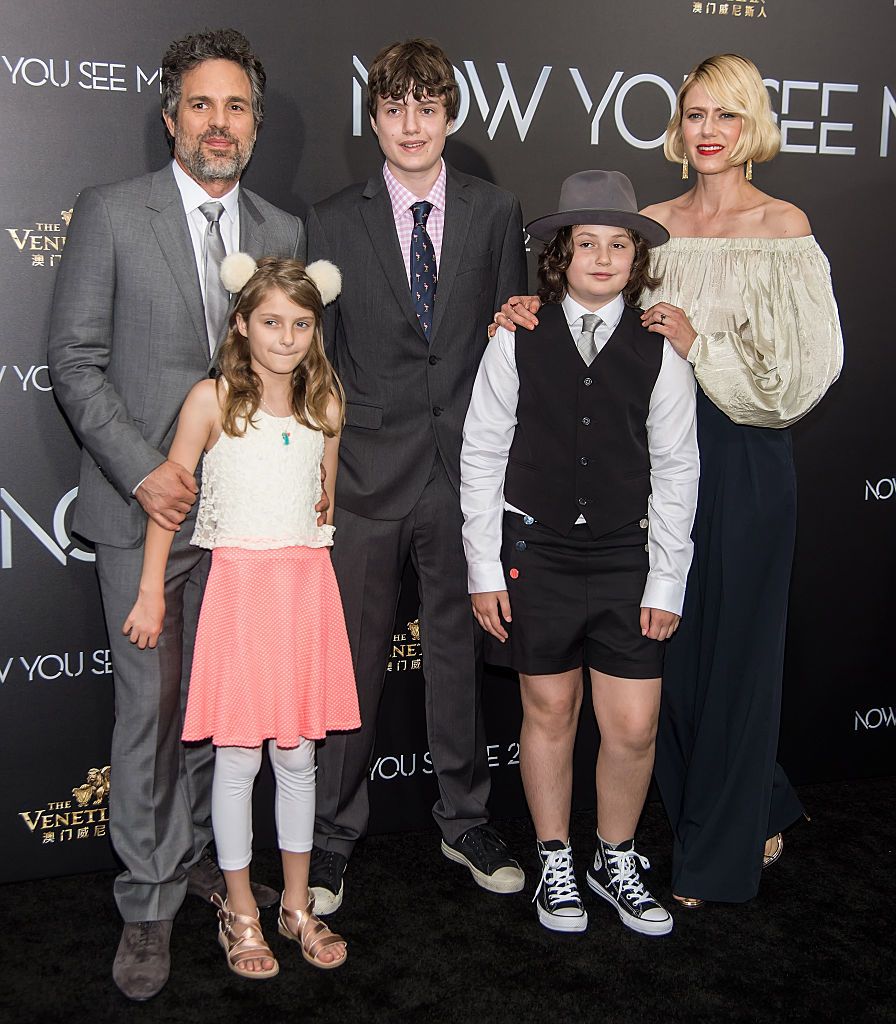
664, 53, 781, 167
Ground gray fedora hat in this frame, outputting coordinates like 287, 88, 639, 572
526, 169, 669, 247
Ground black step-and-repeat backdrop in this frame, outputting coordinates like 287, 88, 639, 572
2, 0, 893, 882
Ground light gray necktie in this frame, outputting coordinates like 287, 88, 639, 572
199, 201, 228, 351
577, 312, 601, 365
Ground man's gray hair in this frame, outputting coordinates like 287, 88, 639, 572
161, 28, 266, 134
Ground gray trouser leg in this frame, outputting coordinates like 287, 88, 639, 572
95, 535, 211, 922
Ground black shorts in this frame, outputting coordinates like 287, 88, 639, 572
484, 513, 665, 680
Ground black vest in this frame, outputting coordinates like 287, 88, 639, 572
504, 302, 663, 538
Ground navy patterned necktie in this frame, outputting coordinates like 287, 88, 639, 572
410, 201, 437, 340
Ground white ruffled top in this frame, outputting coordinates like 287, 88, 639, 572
192, 409, 334, 550
644, 236, 844, 428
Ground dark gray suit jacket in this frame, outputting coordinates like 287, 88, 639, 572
48, 165, 305, 548
307, 165, 526, 521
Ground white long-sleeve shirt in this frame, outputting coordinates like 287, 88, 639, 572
460, 292, 700, 615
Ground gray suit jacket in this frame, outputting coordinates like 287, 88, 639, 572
48, 164, 305, 548
307, 165, 526, 521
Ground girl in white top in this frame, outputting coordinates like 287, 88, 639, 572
124, 255, 360, 977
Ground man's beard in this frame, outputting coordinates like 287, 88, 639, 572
174, 126, 255, 184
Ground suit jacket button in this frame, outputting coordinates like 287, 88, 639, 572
432, 406, 443, 416
577, 497, 588, 507
580, 457, 589, 466
584, 377, 592, 386
429, 355, 440, 365
515, 540, 527, 551
581, 416, 591, 426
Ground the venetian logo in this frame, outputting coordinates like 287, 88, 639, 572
690, 0, 768, 17
5, 208, 71, 267
19, 765, 110, 845
388, 618, 422, 674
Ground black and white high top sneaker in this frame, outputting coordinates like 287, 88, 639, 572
586, 836, 672, 936
533, 840, 588, 933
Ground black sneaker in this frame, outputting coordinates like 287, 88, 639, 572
586, 837, 672, 936
308, 846, 347, 915
533, 840, 588, 933
441, 825, 525, 893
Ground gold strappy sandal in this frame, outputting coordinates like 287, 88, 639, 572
673, 894, 705, 909
763, 832, 784, 869
278, 896, 347, 970
212, 893, 279, 980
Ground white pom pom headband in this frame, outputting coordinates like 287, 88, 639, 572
220, 252, 342, 305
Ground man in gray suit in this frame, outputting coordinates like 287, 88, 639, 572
47, 29, 305, 1000
307, 39, 527, 913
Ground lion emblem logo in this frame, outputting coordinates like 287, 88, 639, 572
406, 619, 421, 641
61, 208, 73, 226
72, 765, 111, 807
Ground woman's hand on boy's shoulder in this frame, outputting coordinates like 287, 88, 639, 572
471, 591, 512, 642
640, 607, 680, 642
488, 295, 541, 338
640, 303, 698, 360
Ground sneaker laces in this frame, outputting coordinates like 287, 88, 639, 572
533, 846, 580, 908
311, 848, 344, 886
462, 824, 508, 856
604, 847, 653, 908
315, 849, 341, 870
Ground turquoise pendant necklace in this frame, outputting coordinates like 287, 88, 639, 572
259, 397, 292, 446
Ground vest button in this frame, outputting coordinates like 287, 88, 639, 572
580, 457, 589, 466
640, 518, 648, 529
581, 416, 591, 426
432, 406, 443, 416
577, 497, 588, 507
523, 515, 535, 526
429, 355, 440, 365
515, 540, 527, 551
583, 377, 593, 386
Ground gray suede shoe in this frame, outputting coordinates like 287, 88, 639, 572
187, 849, 279, 909
112, 920, 173, 1001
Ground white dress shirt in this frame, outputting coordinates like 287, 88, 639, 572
460, 292, 700, 615
171, 159, 240, 348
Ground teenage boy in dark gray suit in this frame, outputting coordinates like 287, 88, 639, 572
307, 38, 527, 913
48, 29, 305, 1000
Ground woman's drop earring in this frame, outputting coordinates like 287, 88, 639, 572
745, 158, 753, 181
681, 156, 689, 180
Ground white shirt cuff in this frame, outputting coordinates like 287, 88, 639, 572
467, 561, 507, 595
641, 575, 686, 617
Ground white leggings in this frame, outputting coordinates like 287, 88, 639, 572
212, 739, 316, 871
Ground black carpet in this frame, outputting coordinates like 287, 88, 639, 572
2, 776, 894, 1024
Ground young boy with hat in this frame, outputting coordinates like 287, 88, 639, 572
460, 170, 699, 936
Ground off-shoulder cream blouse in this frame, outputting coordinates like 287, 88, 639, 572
643, 236, 843, 428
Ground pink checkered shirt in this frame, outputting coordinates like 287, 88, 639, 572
383, 160, 446, 287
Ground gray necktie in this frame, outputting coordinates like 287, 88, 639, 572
577, 313, 601, 365
199, 201, 229, 351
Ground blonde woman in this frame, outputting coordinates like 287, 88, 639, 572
494, 54, 843, 906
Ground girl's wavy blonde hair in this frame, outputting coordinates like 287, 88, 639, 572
216, 257, 344, 438
664, 53, 781, 167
